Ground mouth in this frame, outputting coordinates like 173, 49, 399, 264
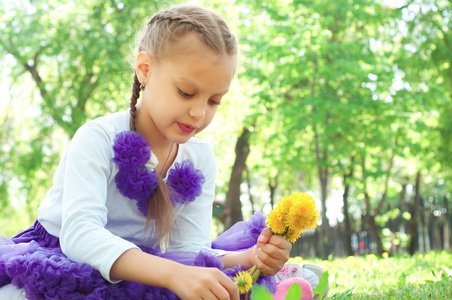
178, 122, 197, 134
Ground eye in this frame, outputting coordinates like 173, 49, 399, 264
209, 99, 221, 106
178, 88, 193, 98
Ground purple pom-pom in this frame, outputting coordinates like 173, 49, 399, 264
115, 167, 159, 215
168, 160, 205, 205
111, 131, 159, 216
112, 131, 151, 169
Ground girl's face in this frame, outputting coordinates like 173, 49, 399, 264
139, 34, 236, 145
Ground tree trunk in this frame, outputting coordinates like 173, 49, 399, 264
223, 127, 251, 230
394, 183, 407, 253
245, 168, 255, 214
342, 157, 355, 256
269, 176, 278, 210
408, 171, 421, 255
313, 114, 332, 259
443, 196, 450, 249
365, 213, 384, 255
360, 135, 396, 255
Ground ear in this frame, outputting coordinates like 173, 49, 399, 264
135, 51, 153, 84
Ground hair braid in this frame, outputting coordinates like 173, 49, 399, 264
149, 13, 208, 31
129, 73, 141, 132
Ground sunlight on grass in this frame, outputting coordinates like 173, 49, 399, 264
288, 251, 452, 299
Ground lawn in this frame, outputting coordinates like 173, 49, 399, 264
288, 251, 452, 300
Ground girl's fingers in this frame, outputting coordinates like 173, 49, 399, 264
210, 269, 239, 300
218, 276, 240, 300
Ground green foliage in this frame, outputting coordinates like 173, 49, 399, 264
286, 282, 302, 299
333, 287, 356, 300
0, 206, 33, 237
249, 281, 307, 300
0, 0, 183, 137
292, 251, 452, 300
250, 283, 272, 300
313, 270, 329, 297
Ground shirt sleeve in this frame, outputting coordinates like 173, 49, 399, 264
166, 150, 218, 252
59, 124, 139, 283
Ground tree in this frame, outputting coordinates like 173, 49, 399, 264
221, 127, 252, 229
235, 0, 398, 258
0, 0, 175, 137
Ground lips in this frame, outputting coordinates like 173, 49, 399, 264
178, 122, 197, 133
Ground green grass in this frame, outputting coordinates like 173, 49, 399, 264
288, 251, 452, 299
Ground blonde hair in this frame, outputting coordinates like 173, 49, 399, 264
129, 5, 237, 247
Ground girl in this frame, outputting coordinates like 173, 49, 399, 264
0, 4, 291, 299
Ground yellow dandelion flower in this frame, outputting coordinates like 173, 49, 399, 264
285, 193, 320, 231
382, 252, 389, 259
285, 228, 302, 243
234, 271, 253, 294
276, 195, 293, 217
366, 254, 377, 261
266, 210, 286, 234
310, 213, 321, 228
288, 256, 304, 264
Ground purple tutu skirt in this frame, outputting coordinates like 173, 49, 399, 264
0, 212, 276, 299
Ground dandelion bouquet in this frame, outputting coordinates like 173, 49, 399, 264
234, 192, 320, 297
266, 192, 320, 243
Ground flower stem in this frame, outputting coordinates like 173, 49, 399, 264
248, 265, 261, 283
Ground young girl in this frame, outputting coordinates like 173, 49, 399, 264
0, 5, 291, 299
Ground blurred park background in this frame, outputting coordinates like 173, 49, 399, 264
0, 0, 451, 262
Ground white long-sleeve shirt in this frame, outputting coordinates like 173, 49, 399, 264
38, 110, 217, 282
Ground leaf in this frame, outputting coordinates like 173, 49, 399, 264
336, 287, 356, 300
250, 284, 272, 300
397, 272, 407, 285
285, 282, 302, 300
313, 270, 329, 296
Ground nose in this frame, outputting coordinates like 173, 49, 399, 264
189, 99, 206, 120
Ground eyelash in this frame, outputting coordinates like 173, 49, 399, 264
209, 100, 221, 106
178, 89, 193, 98
177, 89, 221, 106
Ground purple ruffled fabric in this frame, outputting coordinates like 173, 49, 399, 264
115, 167, 159, 215
112, 131, 159, 216
212, 211, 267, 251
0, 215, 276, 299
112, 131, 151, 169
168, 160, 205, 205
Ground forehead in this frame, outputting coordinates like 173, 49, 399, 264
157, 34, 237, 91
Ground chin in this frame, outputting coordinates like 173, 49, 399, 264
173, 135, 193, 144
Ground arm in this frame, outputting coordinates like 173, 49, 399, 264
110, 248, 240, 300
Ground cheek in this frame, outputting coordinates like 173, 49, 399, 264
195, 109, 217, 134
205, 108, 218, 125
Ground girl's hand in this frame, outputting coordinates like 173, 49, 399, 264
249, 227, 292, 276
168, 265, 240, 300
